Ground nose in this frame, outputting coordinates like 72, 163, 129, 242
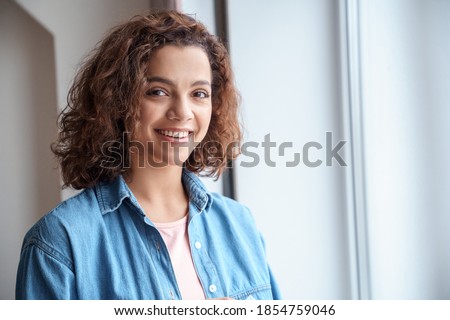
166, 96, 194, 122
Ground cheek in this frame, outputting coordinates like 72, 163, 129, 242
205, 110, 213, 128
140, 109, 158, 125
137, 108, 163, 133
198, 108, 213, 138
203, 106, 213, 126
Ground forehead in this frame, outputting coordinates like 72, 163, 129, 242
146, 45, 211, 80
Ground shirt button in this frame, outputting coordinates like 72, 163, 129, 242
209, 284, 217, 293
195, 241, 202, 249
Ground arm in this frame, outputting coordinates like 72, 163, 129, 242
259, 233, 282, 300
268, 265, 282, 300
16, 241, 77, 300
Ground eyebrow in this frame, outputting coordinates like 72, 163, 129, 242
146, 76, 211, 87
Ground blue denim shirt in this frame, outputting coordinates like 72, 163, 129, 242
16, 171, 281, 300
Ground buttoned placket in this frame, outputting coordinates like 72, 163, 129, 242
187, 202, 224, 299
128, 193, 183, 300
145, 217, 182, 300
143, 215, 182, 300
121, 172, 222, 300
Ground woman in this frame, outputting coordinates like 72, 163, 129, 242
16, 11, 280, 300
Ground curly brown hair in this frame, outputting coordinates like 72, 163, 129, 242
52, 11, 241, 189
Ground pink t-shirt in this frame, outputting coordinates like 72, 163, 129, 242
154, 216, 206, 300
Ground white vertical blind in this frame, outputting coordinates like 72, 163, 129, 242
227, 0, 450, 299
339, 0, 371, 299
360, 0, 450, 299
227, 0, 354, 299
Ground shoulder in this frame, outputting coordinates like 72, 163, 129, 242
21, 188, 101, 259
207, 192, 261, 237
210, 192, 253, 218
35, 187, 100, 229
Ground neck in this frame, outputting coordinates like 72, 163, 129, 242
125, 165, 188, 223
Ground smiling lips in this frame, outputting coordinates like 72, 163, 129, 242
155, 129, 193, 142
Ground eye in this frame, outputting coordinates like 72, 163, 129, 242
192, 90, 210, 99
146, 88, 168, 96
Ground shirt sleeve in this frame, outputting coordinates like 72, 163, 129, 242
258, 232, 282, 300
268, 265, 282, 300
16, 242, 77, 300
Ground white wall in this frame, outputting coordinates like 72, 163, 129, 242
227, 0, 354, 299
182, 0, 216, 34
361, 0, 450, 299
0, 0, 61, 300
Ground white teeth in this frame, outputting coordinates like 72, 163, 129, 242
158, 130, 190, 138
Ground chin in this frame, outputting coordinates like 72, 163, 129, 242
147, 154, 190, 168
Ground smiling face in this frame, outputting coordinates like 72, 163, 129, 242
131, 45, 213, 168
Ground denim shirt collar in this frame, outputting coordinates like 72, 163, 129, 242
95, 170, 213, 216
